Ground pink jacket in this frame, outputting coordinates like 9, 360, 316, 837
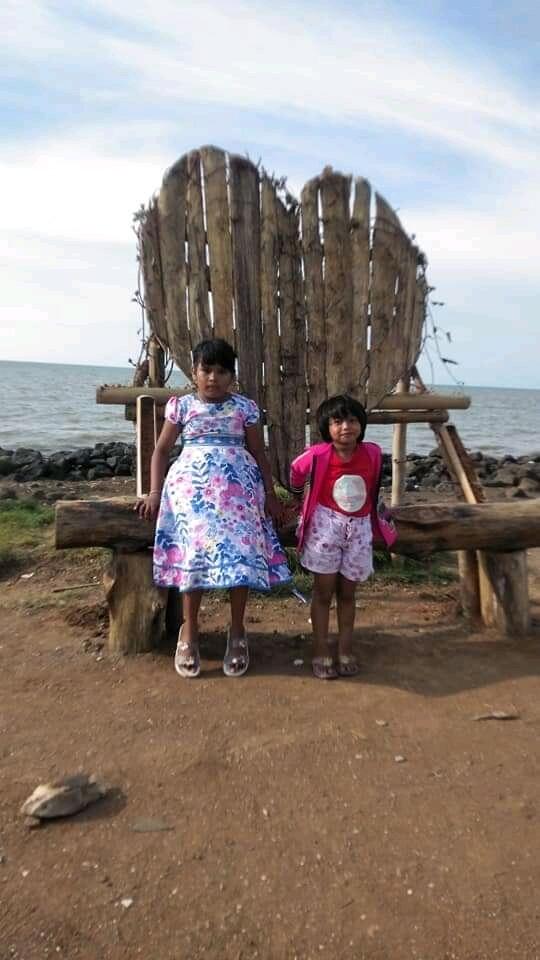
289, 441, 397, 551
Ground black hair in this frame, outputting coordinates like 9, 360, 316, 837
192, 338, 237, 375
317, 394, 368, 443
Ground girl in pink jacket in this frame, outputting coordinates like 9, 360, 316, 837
290, 394, 396, 680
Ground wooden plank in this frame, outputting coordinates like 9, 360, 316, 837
277, 196, 306, 484
408, 274, 427, 368
157, 156, 191, 376
301, 176, 326, 441
140, 198, 168, 345
200, 146, 234, 343
260, 176, 285, 482
319, 168, 353, 395
136, 396, 157, 497
229, 154, 263, 409
350, 177, 371, 401
403, 245, 419, 372
367, 193, 402, 408
186, 150, 211, 345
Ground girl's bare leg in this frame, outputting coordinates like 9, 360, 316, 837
182, 589, 203, 651
336, 574, 359, 675
225, 587, 250, 676
229, 586, 249, 637
311, 573, 338, 662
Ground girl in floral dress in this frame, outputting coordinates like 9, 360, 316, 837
136, 339, 290, 679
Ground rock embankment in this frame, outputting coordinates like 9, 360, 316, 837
0, 444, 539, 498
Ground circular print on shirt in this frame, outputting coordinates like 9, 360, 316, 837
332, 474, 367, 513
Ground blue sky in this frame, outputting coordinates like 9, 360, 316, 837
1, 0, 539, 388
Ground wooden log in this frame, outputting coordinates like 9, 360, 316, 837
377, 393, 470, 411
136, 396, 157, 497
140, 199, 168, 345
260, 176, 285, 483
320, 168, 353, 395
200, 146, 234, 342
368, 410, 448, 424
301, 176, 326, 442
186, 150, 211, 344
350, 177, 370, 401
229, 154, 263, 410
483, 550, 530, 637
103, 550, 168, 654
157, 156, 192, 376
56, 498, 540, 555
99, 385, 469, 410
277, 196, 306, 485
97, 386, 192, 406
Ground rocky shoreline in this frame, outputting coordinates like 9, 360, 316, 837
1, 442, 539, 497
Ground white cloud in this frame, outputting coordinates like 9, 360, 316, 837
1, 0, 539, 385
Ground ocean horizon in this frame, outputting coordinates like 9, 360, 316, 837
1, 359, 538, 459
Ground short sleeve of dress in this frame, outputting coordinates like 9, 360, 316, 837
241, 396, 260, 427
164, 396, 186, 426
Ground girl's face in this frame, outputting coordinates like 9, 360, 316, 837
193, 362, 234, 401
328, 415, 362, 449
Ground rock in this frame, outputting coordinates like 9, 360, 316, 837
87, 463, 113, 480
15, 460, 50, 481
0, 456, 16, 477
13, 448, 42, 466
20, 773, 107, 821
517, 477, 540, 496
114, 459, 132, 477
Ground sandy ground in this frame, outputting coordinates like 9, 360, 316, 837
1, 478, 540, 960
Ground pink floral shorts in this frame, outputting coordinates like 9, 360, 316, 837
300, 504, 373, 582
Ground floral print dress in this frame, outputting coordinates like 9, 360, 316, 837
153, 392, 291, 593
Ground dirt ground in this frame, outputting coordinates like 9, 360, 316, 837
1, 478, 540, 960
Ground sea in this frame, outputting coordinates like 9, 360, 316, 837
1, 360, 538, 459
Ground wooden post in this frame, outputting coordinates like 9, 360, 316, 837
391, 377, 410, 508
136, 396, 157, 497
102, 550, 168, 654
483, 551, 530, 637
457, 551, 482, 624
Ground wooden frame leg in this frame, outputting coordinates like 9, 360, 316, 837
103, 549, 168, 654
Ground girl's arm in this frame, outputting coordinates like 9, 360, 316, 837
245, 424, 285, 524
289, 449, 312, 496
135, 419, 180, 520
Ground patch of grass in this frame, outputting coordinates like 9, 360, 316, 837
0, 499, 55, 576
373, 550, 457, 586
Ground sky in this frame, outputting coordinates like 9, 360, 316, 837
1, 0, 539, 388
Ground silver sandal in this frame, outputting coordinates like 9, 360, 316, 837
174, 626, 201, 678
223, 628, 249, 678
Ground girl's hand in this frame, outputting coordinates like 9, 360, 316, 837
134, 491, 161, 522
264, 491, 285, 525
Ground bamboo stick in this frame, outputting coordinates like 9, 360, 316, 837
391, 378, 410, 508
